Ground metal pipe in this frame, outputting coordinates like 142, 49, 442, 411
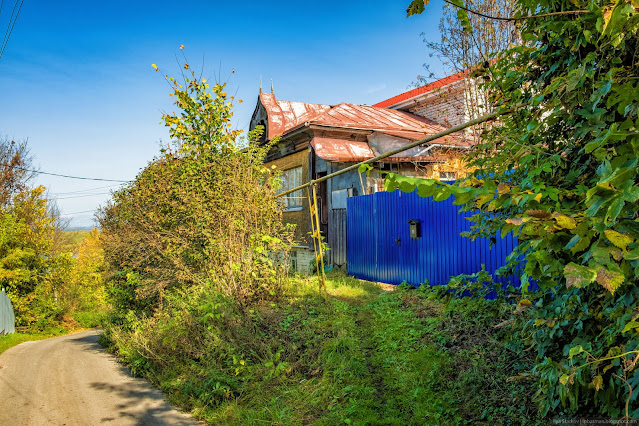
414, 143, 468, 157
275, 104, 522, 199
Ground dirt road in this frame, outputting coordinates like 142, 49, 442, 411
0, 329, 196, 425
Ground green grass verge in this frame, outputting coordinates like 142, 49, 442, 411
0, 327, 68, 355
103, 273, 542, 425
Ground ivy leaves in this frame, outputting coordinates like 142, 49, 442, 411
405, 0, 639, 415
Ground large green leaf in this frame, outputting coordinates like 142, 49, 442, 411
564, 263, 597, 288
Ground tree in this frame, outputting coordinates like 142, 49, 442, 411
0, 135, 34, 207
99, 58, 292, 314
0, 185, 59, 325
415, 0, 520, 142
399, 0, 639, 417
417, 0, 518, 80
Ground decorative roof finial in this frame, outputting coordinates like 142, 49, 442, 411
259, 75, 262, 94
271, 79, 274, 94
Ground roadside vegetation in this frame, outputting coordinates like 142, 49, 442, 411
396, 0, 639, 419
5, 0, 628, 421
94, 54, 541, 424
0, 136, 109, 351
101, 272, 540, 424
99, 0, 639, 415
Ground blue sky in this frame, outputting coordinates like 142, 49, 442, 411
0, 0, 446, 228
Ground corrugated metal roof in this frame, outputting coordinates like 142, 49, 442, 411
261, 94, 468, 143
311, 138, 373, 162
259, 93, 331, 139
308, 103, 442, 134
259, 92, 471, 161
311, 137, 456, 163
372, 72, 465, 109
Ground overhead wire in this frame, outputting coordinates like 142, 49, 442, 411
50, 192, 111, 200
0, 163, 129, 182
51, 184, 121, 196
60, 210, 97, 217
0, 0, 24, 60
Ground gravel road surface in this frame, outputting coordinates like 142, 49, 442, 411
0, 329, 196, 425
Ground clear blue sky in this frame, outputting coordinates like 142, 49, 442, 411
0, 0, 446, 228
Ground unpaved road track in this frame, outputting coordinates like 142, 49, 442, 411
0, 329, 196, 425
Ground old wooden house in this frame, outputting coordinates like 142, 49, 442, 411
250, 89, 471, 273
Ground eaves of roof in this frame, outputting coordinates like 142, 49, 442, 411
373, 71, 465, 109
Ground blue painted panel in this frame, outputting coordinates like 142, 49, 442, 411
347, 190, 520, 288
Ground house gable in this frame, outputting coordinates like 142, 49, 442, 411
374, 73, 469, 128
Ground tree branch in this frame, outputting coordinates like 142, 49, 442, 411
443, 0, 589, 22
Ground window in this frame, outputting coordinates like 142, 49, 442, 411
439, 171, 457, 181
280, 167, 303, 210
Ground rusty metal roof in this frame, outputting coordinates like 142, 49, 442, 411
311, 138, 374, 162
259, 93, 470, 162
307, 103, 444, 134
373, 71, 465, 109
311, 137, 460, 163
259, 93, 331, 139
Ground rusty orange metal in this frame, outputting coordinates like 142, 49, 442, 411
310, 138, 374, 162
258, 92, 470, 163
373, 72, 465, 109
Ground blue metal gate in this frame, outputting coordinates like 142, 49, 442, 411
346, 190, 519, 286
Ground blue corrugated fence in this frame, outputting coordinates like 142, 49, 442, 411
346, 190, 519, 287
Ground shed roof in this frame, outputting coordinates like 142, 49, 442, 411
310, 137, 461, 163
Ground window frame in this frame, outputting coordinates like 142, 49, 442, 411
280, 166, 303, 211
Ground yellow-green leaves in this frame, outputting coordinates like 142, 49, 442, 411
569, 345, 585, 359
591, 375, 604, 391
406, 0, 429, 16
552, 212, 577, 230
604, 229, 633, 250
449, 0, 473, 33
595, 267, 625, 294
622, 319, 639, 333
564, 263, 597, 288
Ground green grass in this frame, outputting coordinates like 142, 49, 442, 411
103, 272, 541, 425
0, 327, 68, 355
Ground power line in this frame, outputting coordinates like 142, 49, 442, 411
50, 192, 111, 200
60, 209, 97, 216
0, 0, 24, 61
5, 165, 129, 182
51, 184, 121, 196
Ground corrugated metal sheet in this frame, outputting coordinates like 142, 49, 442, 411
311, 138, 373, 162
347, 190, 519, 288
0, 288, 15, 335
259, 93, 331, 139
328, 209, 347, 267
258, 93, 469, 148
310, 137, 459, 163
373, 71, 466, 109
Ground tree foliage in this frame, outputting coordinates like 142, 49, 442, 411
99, 60, 292, 315
0, 136, 33, 207
413, 0, 519, 142
398, 0, 639, 417
0, 135, 107, 327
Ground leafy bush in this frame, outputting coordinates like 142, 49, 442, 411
99, 62, 291, 313
400, 0, 639, 418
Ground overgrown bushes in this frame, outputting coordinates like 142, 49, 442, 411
397, 0, 639, 418
0, 136, 107, 328
99, 64, 291, 317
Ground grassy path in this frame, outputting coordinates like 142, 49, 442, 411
106, 273, 539, 425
